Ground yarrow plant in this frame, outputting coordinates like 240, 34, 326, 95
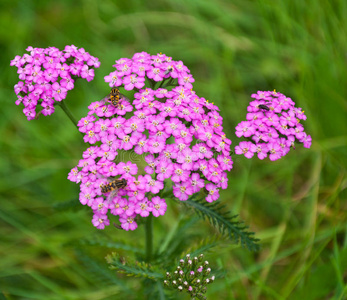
11, 45, 312, 298
10, 45, 100, 120
234, 90, 312, 161
68, 51, 233, 231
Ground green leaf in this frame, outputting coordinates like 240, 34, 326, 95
181, 197, 261, 251
106, 252, 164, 280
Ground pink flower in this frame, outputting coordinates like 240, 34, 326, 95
235, 141, 256, 159
190, 173, 205, 193
117, 161, 138, 175
171, 164, 190, 183
267, 142, 282, 161
134, 199, 152, 217
104, 71, 123, 87
151, 196, 167, 217
173, 182, 193, 201
92, 214, 110, 229
205, 183, 219, 202
144, 175, 164, 194
119, 215, 138, 231
255, 143, 268, 160
123, 74, 145, 90
156, 160, 174, 181
147, 67, 164, 81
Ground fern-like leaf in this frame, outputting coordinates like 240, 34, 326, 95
106, 252, 164, 280
185, 236, 220, 258
181, 197, 260, 251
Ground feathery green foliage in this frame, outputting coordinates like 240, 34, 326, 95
181, 197, 261, 251
185, 237, 220, 259
106, 252, 163, 280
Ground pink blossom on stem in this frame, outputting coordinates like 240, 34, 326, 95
68, 51, 233, 230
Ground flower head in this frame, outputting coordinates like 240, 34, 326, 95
11, 45, 100, 120
235, 90, 311, 161
69, 52, 233, 230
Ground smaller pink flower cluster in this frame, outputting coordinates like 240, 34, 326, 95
10, 45, 100, 120
234, 90, 311, 161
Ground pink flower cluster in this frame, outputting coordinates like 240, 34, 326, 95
68, 52, 233, 230
10, 45, 100, 120
234, 90, 312, 161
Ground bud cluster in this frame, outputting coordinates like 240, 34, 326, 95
163, 253, 215, 299
10, 45, 100, 120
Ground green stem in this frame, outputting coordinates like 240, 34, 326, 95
145, 214, 153, 262
161, 78, 177, 89
57, 101, 83, 135
148, 79, 156, 90
157, 78, 165, 89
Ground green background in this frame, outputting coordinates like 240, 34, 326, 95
1, 0, 346, 299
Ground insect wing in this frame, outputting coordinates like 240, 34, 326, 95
106, 188, 119, 204
119, 93, 130, 103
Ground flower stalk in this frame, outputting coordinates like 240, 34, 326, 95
145, 214, 153, 262
57, 100, 78, 127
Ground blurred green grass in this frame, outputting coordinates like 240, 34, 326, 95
1, 0, 346, 299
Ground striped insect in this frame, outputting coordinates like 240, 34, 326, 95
100, 178, 127, 203
101, 88, 130, 111
108, 87, 130, 108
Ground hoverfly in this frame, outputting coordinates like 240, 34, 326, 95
103, 87, 130, 109
101, 178, 127, 203
258, 104, 270, 111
